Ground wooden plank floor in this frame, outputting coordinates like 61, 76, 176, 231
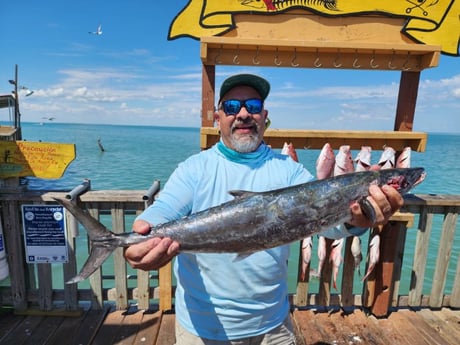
0, 306, 459, 345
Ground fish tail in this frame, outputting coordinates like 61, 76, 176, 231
66, 243, 117, 284
53, 197, 120, 283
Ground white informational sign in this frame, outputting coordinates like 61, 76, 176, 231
22, 205, 68, 264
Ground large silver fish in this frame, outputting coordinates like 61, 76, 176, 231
55, 167, 425, 284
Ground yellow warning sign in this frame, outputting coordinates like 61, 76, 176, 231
0, 141, 76, 179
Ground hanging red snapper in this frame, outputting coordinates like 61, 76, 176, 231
281, 142, 299, 162
396, 146, 411, 168
355, 146, 372, 172
378, 146, 396, 170
334, 145, 354, 176
316, 143, 335, 179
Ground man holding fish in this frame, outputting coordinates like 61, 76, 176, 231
124, 74, 405, 344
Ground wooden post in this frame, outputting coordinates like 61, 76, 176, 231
341, 236, 356, 307
63, 201, 79, 311
1, 201, 28, 310
318, 238, 334, 306
112, 203, 128, 310
364, 215, 412, 317
363, 70, 421, 316
159, 261, 172, 311
363, 224, 400, 316
201, 64, 215, 128
88, 205, 104, 310
295, 240, 309, 306
394, 71, 420, 131
135, 208, 150, 310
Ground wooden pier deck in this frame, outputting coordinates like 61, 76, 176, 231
1, 306, 459, 345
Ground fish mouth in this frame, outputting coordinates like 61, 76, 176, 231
386, 175, 409, 191
385, 168, 426, 192
414, 172, 426, 186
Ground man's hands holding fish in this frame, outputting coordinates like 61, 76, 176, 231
124, 184, 403, 271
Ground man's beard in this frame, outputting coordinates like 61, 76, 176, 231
230, 121, 262, 153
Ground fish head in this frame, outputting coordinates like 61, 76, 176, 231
378, 146, 396, 169
334, 145, 354, 175
355, 146, 372, 165
281, 142, 299, 162
378, 167, 425, 195
281, 142, 289, 154
355, 146, 372, 172
396, 146, 412, 168
287, 142, 299, 162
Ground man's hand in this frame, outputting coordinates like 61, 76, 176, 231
124, 219, 180, 271
349, 184, 404, 228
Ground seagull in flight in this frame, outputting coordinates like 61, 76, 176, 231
89, 24, 102, 35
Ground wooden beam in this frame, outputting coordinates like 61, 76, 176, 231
201, 37, 441, 71
200, 127, 427, 151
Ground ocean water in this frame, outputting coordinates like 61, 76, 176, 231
14, 123, 460, 295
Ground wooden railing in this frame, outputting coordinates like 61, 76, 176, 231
0, 191, 459, 316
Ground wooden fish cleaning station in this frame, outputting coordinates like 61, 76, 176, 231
1, 11, 460, 345
198, 11, 440, 316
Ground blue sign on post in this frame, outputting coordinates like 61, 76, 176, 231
22, 205, 68, 263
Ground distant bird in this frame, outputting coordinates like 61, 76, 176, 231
42, 116, 56, 121
88, 24, 102, 35
20, 86, 34, 97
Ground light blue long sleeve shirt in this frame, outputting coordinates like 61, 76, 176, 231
137, 141, 361, 340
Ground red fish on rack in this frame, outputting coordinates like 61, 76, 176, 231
362, 234, 381, 281
281, 142, 299, 162
378, 146, 396, 170
316, 142, 335, 179
396, 146, 411, 168
355, 146, 372, 172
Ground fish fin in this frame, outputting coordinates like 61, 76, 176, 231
228, 190, 259, 199
66, 243, 117, 284
53, 197, 113, 241
54, 196, 119, 283
359, 198, 376, 224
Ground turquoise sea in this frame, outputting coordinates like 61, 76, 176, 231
13, 123, 460, 295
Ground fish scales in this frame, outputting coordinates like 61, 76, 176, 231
55, 167, 425, 283
159, 173, 367, 252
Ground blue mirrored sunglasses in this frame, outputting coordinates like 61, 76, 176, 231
220, 98, 263, 116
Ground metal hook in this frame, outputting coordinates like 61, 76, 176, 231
252, 46, 260, 65
313, 49, 322, 68
274, 47, 282, 66
370, 50, 379, 69
291, 48, 299, 67
333, 49, 342, 68
402, 51, 411, 71
233, 45, 240, 65
388, 50, 397, 70
214, 45, 223, 64
352, 50, 361, 69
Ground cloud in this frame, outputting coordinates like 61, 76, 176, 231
17, 64, 460, 133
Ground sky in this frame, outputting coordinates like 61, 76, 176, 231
0, 1, 459, 133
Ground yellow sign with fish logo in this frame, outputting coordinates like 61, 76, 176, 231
169, 0, 460, 56
0, 141, 76, 179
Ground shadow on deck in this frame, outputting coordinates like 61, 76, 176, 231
1, 306, 459, 345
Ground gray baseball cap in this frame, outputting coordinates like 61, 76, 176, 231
219, 74, 270, 101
